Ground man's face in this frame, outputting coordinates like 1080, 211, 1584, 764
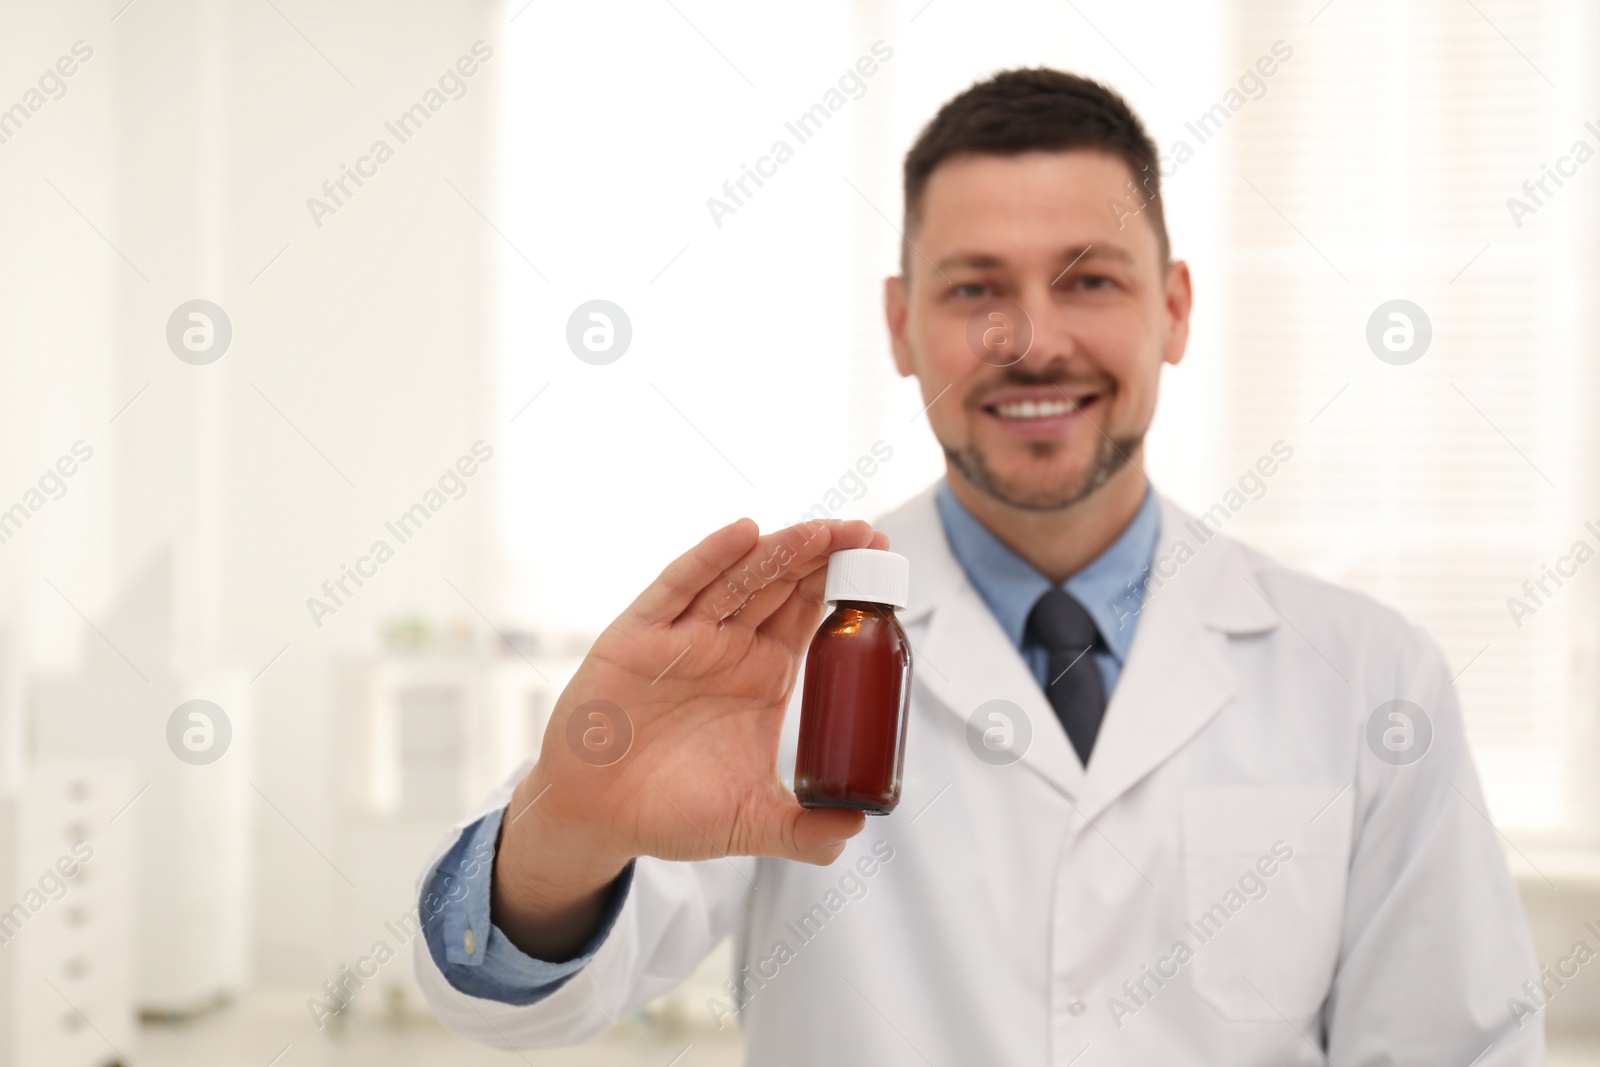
886, 150, 1192, 511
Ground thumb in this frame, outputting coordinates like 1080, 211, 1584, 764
780, 803, 868, 865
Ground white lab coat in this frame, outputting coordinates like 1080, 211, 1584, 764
415, 482, 1544, 1065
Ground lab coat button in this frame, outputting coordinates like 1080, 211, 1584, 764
464, 928, 477, 956
1067, 999, 1086, 1016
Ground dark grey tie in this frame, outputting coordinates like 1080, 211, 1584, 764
1026, 588, 1107, 766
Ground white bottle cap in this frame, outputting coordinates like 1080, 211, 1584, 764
823, 549, 910, 608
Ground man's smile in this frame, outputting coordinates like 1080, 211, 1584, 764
978, 386, 1105, 440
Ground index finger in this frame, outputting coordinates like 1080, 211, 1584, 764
625, 517, 867, 628
688, 519, 870, 626
625, 517, 760, 626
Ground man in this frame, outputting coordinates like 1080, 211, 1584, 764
414, 68, 1542, 1064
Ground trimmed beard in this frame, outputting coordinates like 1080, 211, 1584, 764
945, 430, 1142, 511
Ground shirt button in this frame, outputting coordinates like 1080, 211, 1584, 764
463, 928, 477, 956
1067, 999, 1086, 1016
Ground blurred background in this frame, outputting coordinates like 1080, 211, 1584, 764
0, 0, 1596, 1062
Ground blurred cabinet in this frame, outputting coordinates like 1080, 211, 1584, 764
0, 760, 136, 1067
26, 556, 253, 1018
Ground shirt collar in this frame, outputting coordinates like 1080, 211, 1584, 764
933, 477, 1161, 663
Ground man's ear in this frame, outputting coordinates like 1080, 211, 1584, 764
1161, 259, 1194, 369
885, 274, 914, 378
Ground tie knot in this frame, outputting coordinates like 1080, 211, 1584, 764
1027, 588, 1100, 654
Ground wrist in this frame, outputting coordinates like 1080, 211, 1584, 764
494, 762, 631, 915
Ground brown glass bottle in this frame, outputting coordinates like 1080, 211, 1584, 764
795, 599, 913, 815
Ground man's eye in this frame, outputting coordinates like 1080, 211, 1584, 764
1070, 275, 1114, 290
951, 282, 990, 299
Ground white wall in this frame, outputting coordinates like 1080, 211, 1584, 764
0, 0, 504, 987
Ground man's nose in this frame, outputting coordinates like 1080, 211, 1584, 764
1013, 284, 1081, 370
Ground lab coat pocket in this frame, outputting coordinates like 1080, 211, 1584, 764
1181, 786, 1353, 1023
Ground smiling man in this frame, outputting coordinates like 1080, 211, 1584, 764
415, 68, 1541, 1065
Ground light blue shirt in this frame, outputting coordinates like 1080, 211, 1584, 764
421, 477, 1162, 1003
933, 478, 1161, 696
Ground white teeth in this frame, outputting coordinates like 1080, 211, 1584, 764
991, 398, 1081, 419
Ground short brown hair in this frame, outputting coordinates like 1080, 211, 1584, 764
900, 68, 1168, 278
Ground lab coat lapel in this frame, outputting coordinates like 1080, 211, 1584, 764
1074, 495, 1278, 823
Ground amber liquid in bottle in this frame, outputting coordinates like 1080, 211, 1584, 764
794, 600, 913, 815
